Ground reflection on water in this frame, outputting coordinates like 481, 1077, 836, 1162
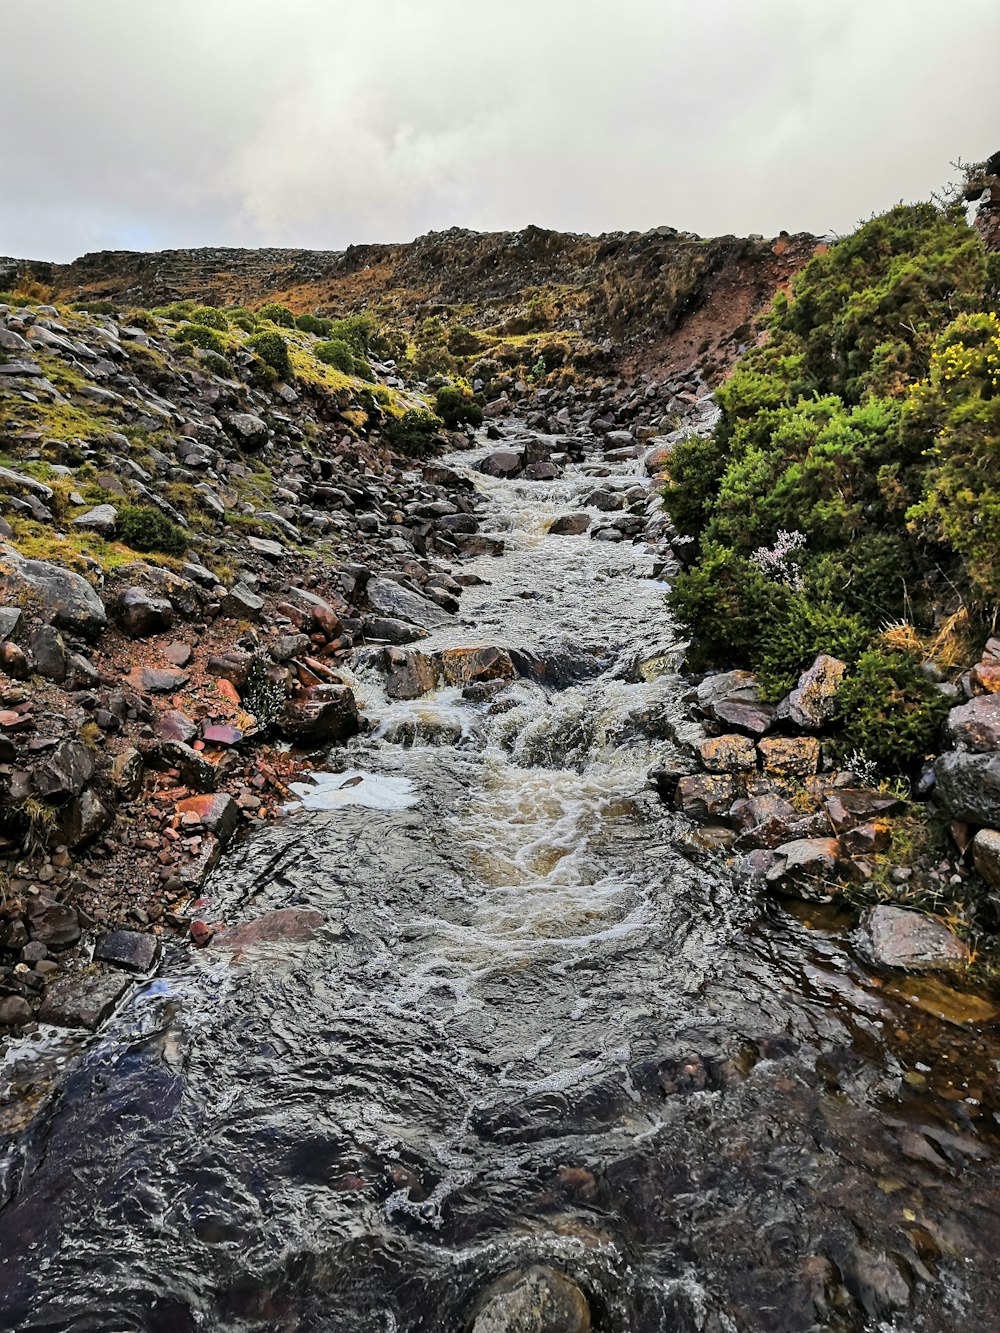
0, 432, 998, 1331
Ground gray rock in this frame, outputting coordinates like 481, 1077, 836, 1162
972, 828, 1000, 887
361, 616, 429, 644
93, 929, 161, 974
945, 695, 1000, 752
0, 606, 21, 638
765, 837, 841, 900
0, 996, 32, 1027
0, 465, 54, 500
222, 411, 269, 449
549, 514, 590, 536
71, 504, 118, 536
859, 905, 970, 970
151, 739, 218, 791
32, 738, 95, 801
220, 582, 264, 619
366, 576, 453, 631
0, 544, 107, 638
28, 623, 67, 681
38, 970, 131, 1030
27, 895, 81, 949
247, 536, 285, 560
935, 751, 1000, 826
478, 450, 523, 479
59, 789, 113, 847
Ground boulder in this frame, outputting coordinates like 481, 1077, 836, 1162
765, 837, 841, 900
777, 655, 846, 731
175, 791, 240, 844
366, 576, 453, 631
93, 929, 161, 974
383, 647, 439, 700
362, 616, 429, 645
935, 751, 1000, 826
522, 462, 560, 481
220, 582, 264, 620
59, 789, 113, 847
758, 736, 821, 777
972, 828, 1000, 887
111, 747, 144, 799
859, 905, 970, 971
674, 774, 738, 822
0, 996, 32, 1028
71, 504, 118, 536
247, 536, 285, 560
945, 696, 1000, 752
32, 738, 95, 802
222, 411, 269, 449
698, 734, 758, 772
471, 1266, 591, 1333
437, 646, 518, 687
0, 544, 107, 639
549, 514, 590, 536
38, 970, 131, 1030
478, 450, 523, 479
114, 586, 174, 638
28, 624, 66, 681
279, 684, 361, 745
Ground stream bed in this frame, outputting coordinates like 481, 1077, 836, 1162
1, 434, 999, 1332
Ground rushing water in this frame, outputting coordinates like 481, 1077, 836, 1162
1, 430, 999, 1332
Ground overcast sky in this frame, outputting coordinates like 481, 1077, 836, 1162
3, 0, 998, 262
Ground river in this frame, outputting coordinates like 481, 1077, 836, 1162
0, 428, 998, 1332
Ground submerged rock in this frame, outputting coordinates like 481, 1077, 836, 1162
471, 1266, 591, 1333
859, 905, 970, 971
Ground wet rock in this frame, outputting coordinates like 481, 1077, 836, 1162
124, 665, 189, 693
451, 533, 505, 557
843, 1247, 912, 1321
27, 895, 81, 949
71, 504, 118, 536
437, 646, 517, 687
698, 733, 757, 772
859, 905, 970, 970
361, 616, 428, 645
522, 462, 560, 481
366, 576, 453, 631
28, 624, 66, 681
471, 1266, 591, 1333
383, 647, 439, 700
758, 736, 821, 777
0, 544, 107, 638
32, 738, 95, 801
935, 751, 1000, 826
189, 919, 214, 946
0, 996, 32, 1027
644, 440, 675, 474
765, 837, 841, 900
215, 907, 325, 951
176, 791, 240, 844
674, 774, 738, 822
478, 450, 523, 479
220, 582, 264, 620
280, 684, 360, 744
946, 695, 1000, 752
38, 970, 130, 1030
93, 929, 161, 974
548, 514, 590, 536
777, 654, 846, 730
972, 828, 1000, 886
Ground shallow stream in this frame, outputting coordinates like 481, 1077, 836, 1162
1, 433, 999, 1331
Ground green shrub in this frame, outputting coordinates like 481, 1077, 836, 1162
190, 305, 229, 330
117, 503, 188, 556
247, 330, 292, 380
835, 650, 949, 770
447, 324, 484, 357
754, 596, 870, 699
124, 309, 160, 332
315, 338, 356, 374
256, 302, 296, 328
228, 308, 260, 332
385, 408, 445, 457
72, 299, 119, 316
200, 351, 234, 378
296, 313, 332, 337
327, 313, 377, 355
661, 431, 729, 541
435, 384, 484, 430
173, 324, 227, 355
153, 300, 198, 321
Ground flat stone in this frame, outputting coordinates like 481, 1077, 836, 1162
93, 929, 161, 974
201, 723, 242, 748
125, 665, 189, 694
71, 504, 118, 536
220, 582, 265, 619
26, 895, 81, 949
712, 697, 776, 737
159, 709, 198, 744
247, 536, 285, 560
860, 905, 970, 971
215, 907, 325, 952
366, 576, 453, 631
38, 970, 131, 1030
362, 615, 429, 645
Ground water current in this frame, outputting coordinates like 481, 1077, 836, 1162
1, 430, 998, 1332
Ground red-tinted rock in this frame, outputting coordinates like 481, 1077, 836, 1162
758, 736, 821, 777
201, 723, 243, 747
215, 907, 325, 952
125, 665, 189, 694
159, 709, 198, 744
189, 919, 214, 946
175, 791, 240, 844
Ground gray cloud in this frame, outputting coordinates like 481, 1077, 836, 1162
3, 0, 998, 261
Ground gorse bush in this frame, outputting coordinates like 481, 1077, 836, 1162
296, 313, 332, 337
665, 199, 998, 734
117, 504, 188, 556
435, 384, 484, 430
247, 330, 292, 380
189, 306, 229, 331
173, 324, 227, 355
315, 338, 373, 381
256, 302, 296, 328
385, 408, 444, 457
